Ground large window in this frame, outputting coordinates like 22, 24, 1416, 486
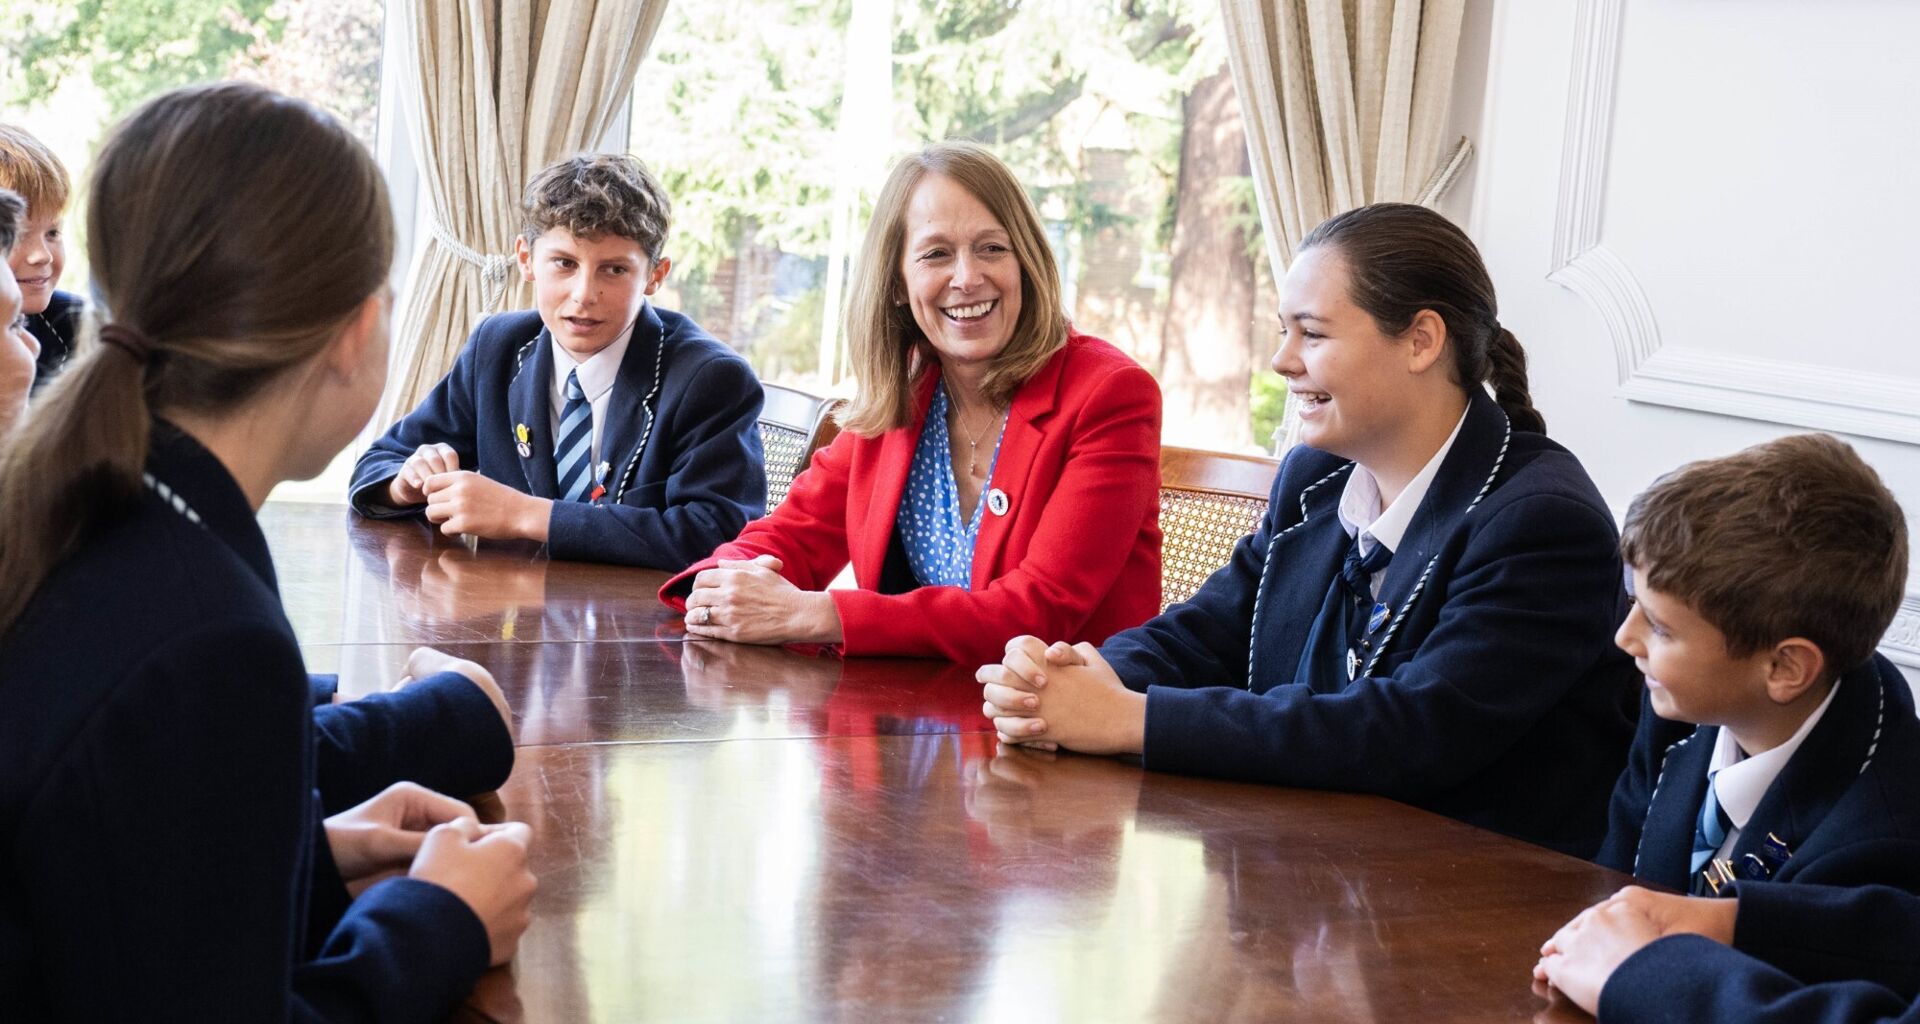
2, 0, 388, 302
632, 0, 1280, 452
3, 1, 1282, 453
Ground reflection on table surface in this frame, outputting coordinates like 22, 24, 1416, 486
305, 641, 988, 747
264, 501, 681, 646
472, 741, 1617, 1023
264, 504, 1611, 1023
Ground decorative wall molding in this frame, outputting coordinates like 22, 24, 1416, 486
1883, 594, 1920, 669
1546, 0, 1920, 445
1623, 349, 1920, 446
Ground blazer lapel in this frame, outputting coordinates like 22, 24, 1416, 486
1639, 726, 1716, 889
1730, 662, 1885, 880
599, 305, 665, 500
852, 373, 934, 588
508, 327, 560, 498
1248, 496, 1352, 691
1362, 389, 1511, 673
970, 347, 1067, 590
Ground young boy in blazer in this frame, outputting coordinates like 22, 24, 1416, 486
0, 123, 83, 392
1592, 432, 1920, 899
352, 153, 766, 569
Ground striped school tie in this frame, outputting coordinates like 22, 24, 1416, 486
554, 369, 594, 502
1690, 774, 1732, 877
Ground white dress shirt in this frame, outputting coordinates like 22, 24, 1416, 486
1336, 407, 1471, 597
547, 314, 637, 472
1704, 678, 1844, 859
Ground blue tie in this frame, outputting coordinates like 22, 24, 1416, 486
1293, 536, 1398, 694
1691, 774, 1732, 877
554, 369, 594, 502
1341, 538, 1394, 642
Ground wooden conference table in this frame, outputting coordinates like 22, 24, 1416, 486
266, 501, 1623, 1023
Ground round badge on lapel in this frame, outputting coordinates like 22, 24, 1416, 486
516, 441, 532, 458
986, 488, 1009, 517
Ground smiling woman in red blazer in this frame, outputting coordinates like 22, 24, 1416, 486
660, 141, 1161, 664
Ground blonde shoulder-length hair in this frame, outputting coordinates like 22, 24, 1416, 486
837, 140, 1068, 438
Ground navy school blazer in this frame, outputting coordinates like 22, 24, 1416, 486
1601, 884, 1920, 1022
1596, 653, 1920, 894
0, 424, 504, 1020
351, 305, 767, 570
27, 288, 81, 395
1100, 388, 1641, 856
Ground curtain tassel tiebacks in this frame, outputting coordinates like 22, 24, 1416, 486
429, 219, 516, 314
1414, 137, 1476, 209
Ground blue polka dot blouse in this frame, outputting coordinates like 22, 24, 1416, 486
899, 385, 1004, 589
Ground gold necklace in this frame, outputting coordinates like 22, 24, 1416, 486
951, 393, 1006, 478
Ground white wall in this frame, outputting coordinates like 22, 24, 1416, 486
1445, 0, 1920, 684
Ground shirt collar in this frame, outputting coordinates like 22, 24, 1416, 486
548, 312, 638, 406
1708, 678, 1845, 829
1338, 406, 1471, 554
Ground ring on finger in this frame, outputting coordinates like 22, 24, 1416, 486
690, 605, 712, 626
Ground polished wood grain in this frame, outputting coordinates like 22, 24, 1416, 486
464, 740, 1613, 1024
306, 640, 989, 747
266, 503, 1606, 1023
263, 502, 684, 646
1159, 444, 1282, 498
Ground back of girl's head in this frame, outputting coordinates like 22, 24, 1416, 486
1299, 202, 1545, 434
0, 81, 394, 632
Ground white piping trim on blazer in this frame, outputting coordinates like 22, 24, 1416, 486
143, 473, 204, 526
1361, 414, 1512, 677
1245, 462, 1354, 689
1632, 730, 1699, 877
1860, 681, 1884, 775
1629, 675, 1886, 876
610, 343, 667, 501
510, 328, 667, 503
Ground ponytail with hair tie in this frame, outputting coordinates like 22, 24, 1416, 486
97, 324, 154, 366
0, 81, 394, 635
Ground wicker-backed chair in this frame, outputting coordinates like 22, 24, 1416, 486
1158, 446, 1282, 610
758, 382, 842, 512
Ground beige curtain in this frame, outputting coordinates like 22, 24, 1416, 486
1222, 0, 1471, 275
375, 0, 670, 429
1220, 0, 1472, 451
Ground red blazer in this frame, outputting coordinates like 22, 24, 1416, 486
661, 331, 1162, 663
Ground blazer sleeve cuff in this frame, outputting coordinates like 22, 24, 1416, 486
1597, 934, 1747, 1023
308, 673, 340, 707
397, 672, 515, 795
659, 556, 723, 608
348, 474, 420, 519
306, 876, 492, 1020
1729, 881, 1920, 992
314, 672, 515, 810
1140, 685, 1241, 776
545, 500, 618, 564
829, 588, 994, 662
828, 589, 886, 656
